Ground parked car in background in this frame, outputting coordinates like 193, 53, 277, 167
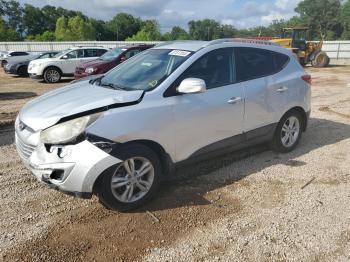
4, 52, 58, 76
1, 51, 31, 67
16, 39, 311, 211
74, 45, 154, 79
28, 46, 108, 83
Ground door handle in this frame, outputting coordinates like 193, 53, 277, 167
227, 97, 243, 104
276, 86, 288, 93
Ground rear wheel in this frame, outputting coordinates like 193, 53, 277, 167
95, 144, 161, 212
1, 60, 7, 68
43, 67, 61, 83
271, 110, 303, 153
311, 51, 330, 68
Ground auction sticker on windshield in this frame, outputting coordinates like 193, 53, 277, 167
169, 50, 191, 57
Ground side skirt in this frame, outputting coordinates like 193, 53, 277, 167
174, 123, 277, 169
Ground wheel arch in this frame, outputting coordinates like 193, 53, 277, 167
117, 140, 174, 177
16, 64, 28, 74
44, 65, 63, 75
281, 106, 308, 132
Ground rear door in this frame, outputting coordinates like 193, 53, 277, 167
235, 47, 290, 132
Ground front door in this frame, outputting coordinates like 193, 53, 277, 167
170, 48, 245, 161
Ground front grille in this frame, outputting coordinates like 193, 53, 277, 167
15, 133, 36, 161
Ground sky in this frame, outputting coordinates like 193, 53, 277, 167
17, 0, 302, 32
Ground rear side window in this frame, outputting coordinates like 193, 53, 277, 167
12, 52, 28, 56
84, 49, 107, 57
125, 49, 141, 59
235, 47, 289, 82
177, 48, 234, 89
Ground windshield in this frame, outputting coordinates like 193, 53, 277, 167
53, 49, 69, 58
100, 48, 124, 61
100, 49, 192, 91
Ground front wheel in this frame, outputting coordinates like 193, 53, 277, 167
43, 67, 61, 83
271, 110, 303, 153
311, 51, 330, 68
95, 144, 162, 212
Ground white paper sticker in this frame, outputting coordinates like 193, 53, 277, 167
169, 50, 191, 57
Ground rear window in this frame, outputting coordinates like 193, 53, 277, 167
235, 47, 289, 82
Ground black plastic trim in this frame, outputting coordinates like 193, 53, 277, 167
177, 123, 277, 167
42, 177, 92, 199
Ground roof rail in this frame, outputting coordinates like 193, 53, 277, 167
205, 38, 279, 47
73, 45, 106, 48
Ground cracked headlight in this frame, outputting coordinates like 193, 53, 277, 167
40, 113, 101, 144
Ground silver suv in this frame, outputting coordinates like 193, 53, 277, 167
16, 39, 311, 211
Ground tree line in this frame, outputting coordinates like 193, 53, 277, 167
1, 0, 350, 42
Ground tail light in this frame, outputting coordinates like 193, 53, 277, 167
301, 74, 312, 85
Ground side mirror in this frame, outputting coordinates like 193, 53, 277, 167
120, 56, 127, 62
61, 55, 69, 59
177, 78, 206, 94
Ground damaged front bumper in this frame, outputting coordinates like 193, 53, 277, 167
16, 131, 121, 198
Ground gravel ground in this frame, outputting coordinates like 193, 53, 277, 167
0, 66, 349, 261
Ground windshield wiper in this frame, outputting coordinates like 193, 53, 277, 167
99, 82, 125, 91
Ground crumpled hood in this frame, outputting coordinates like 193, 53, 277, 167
19, 80, 144, 131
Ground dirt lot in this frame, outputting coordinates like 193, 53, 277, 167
0, 66, 349, 262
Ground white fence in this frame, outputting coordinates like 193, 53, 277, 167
0, 41, 161, 52
1, 40, 350, 61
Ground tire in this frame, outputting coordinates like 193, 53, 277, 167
95, 144, 162, 212
311, 51, 330, 68
43, 67, 61, 83
270, 110, 303, 153
1, 60, 7, 68
17, 66, 28, 76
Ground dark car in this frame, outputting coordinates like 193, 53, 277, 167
1, 51, 31, 67
4, 51, 58, 76
74, 45, 154, 79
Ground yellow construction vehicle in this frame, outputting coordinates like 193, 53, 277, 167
271, 27, 330, 67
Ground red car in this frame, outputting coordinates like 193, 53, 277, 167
74, 44, 154, 79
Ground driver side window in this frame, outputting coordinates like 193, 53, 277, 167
164, 48, 235, 97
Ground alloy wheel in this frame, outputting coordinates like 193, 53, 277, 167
110, 157, 155, 203
46, 69, 60, 83
281, 116, 300, 147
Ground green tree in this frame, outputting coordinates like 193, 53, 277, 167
23, 4, 44, 35
163, 26, 189, 40
55, 16, 95, 41
340, 0, 350, 39
107, 13, 142, 40
2, 0, 24, 37
0, 17, 21, 41
219, 24, 237, 38
188, 19, 222, 40
126, 20, 162, 41
295, 0, 342, 40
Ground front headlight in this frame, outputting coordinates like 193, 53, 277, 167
40, 113, 101, 144
85, 67, 96, 74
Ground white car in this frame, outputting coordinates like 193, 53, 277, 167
28, 46, 108, 83
16, 39, 311, 211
